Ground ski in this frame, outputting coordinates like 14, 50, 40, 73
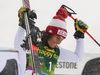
22, 0, 42, 75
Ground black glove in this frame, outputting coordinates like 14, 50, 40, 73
18, 7, 37, 29
20, 37, 29, 50
74, 18, 88, 39
20, 26, 42, 50
30, 26, 42, 46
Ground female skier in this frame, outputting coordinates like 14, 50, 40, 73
14, 6, 88, 75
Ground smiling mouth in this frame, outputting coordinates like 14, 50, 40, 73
53, 43, 58, 47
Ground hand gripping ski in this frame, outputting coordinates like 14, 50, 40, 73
22, 0, 42, 75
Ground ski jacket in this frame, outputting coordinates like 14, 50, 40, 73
14, 27, 84, 75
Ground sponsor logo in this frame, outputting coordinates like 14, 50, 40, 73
57, 29, 67, 37
38, 48, 58, 59
40, 62, 44, 66
44, 46, 55, 53
48, 30, 53, 33
42, 73, 47, 75
39, 57, 44, 59
33, 53, 38, 56
33, 50, 38, 56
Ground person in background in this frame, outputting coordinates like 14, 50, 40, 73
14, 6, 88, 75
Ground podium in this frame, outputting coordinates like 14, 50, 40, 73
0, 49, 19, 75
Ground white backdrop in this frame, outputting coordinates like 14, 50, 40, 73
0, 0, 100, 53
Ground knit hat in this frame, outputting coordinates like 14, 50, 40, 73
46, 7, 68, 39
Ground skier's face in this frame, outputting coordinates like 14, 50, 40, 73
48, 35, 64, 48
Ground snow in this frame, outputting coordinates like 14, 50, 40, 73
0, 0, 100, 53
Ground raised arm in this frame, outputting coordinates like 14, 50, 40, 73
58, 18, 88, 62
58, 38, 84, 62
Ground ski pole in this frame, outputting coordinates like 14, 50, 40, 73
70, 15, 100, 46
61, 5, 100, 47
